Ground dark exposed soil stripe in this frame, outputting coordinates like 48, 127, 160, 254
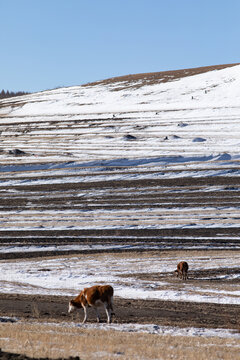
0, 293, 239, 331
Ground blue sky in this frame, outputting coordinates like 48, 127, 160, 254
0, 0, 240, 92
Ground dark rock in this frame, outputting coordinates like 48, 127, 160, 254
169, 135, 181, 140
8, 149, 26, 155
0, 349, 82, 360
0, 317, 17, 323
192, 137, 206, 143
123, 134, 137, 141
178, 122, 188, 127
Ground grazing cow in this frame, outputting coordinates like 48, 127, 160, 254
68, 285, 114, 324
175, 261, 189, 280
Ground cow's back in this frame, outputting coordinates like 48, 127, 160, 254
84, 285, 113, 304
178, 261, 188, 272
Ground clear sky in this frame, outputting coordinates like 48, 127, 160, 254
0, 0, 240, 93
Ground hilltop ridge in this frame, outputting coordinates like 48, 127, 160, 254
84, 63, 239, 89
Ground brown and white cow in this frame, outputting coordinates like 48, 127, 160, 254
175, 261, 189, 280
68, 285, 114, 324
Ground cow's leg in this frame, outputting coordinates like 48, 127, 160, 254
109, 296, 115, 315
94, 307, 100, 323
82, 305, 88, 324
104, 303, 111, 324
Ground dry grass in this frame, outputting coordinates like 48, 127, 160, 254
0, 321, 239, 360
84, 63, 239, 89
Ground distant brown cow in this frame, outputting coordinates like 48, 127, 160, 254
175, 261, 189, 280
68, 285, 114, 324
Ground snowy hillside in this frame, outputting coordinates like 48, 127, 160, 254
0, 63, 240, 167
0, 64, 240, 232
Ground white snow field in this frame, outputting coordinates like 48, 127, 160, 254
50, 321, 240, 339
0, 251, 240, 304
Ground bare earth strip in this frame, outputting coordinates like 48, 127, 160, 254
0, 293, 240, 330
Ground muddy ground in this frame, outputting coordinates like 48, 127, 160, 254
0, 290, 239, 331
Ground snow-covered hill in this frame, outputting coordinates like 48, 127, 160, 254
0, 63, 240, 168
0, 64, 240, 232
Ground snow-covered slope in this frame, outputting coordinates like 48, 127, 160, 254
0, 64, 240, 232
2, 63, 240, 116
0, 63, 240, 167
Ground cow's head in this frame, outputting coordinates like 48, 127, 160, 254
68, 300, 76, 313
68, 299, 83, 313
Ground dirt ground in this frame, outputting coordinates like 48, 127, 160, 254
0, 292, 239, 331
